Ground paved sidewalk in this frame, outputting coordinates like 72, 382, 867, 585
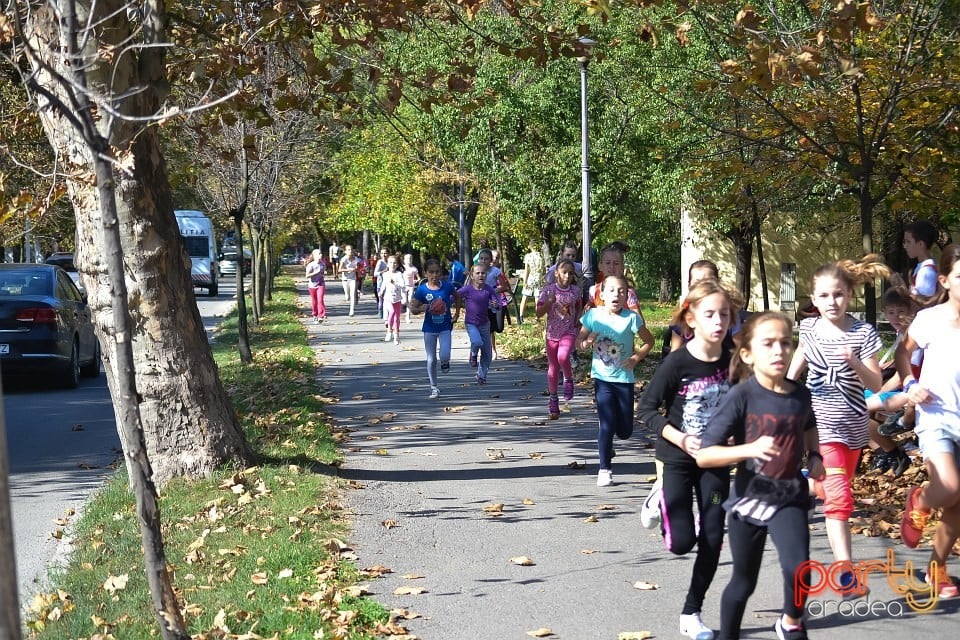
300, 285, 959, 639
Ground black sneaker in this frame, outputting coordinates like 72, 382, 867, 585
869, 450, 891, 473
774, 617, 808, 640
890, 448, 911, 478
878, 409, 910, 437
440, 361, 450, 373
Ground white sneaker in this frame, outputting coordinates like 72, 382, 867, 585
640, 476, 663, 529
384, 331, 393, 342
597, 469, 613, 487
394, 336, 401, 345
679, 612, 714, 640
429, 386, 440, 400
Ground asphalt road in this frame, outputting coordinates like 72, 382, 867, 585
4, 280, 239, 606
307, 287, 960, 640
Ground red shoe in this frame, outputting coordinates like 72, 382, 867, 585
901, 486, 930, 548
926, 565, 960, 599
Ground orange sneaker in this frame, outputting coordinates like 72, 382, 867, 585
925, 566, 960, 599
901, 486, 930, 548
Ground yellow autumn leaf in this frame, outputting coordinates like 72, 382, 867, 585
633, 581, 659, 590
527, 628, 555, 638
510, 556, 535, 566
618, 632, 653, 640
523, 498, 536, 505
482, 503, 505, 513
250, 572, 268, 585
393, 586, 428, 595
103, 574, 129, 594
584, 515, 599, 523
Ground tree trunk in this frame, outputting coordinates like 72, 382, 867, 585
24, 0, 251, 485
860, 180, 877, 324
752, 210, 769, 310
726, 221, 754, 304
232, 211, 252, 363
247, 221, 262, 326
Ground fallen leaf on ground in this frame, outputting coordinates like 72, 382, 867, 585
529, 452, 544, 459
394, 586, 428, 595
581, 549, 598, 554
345, 584, 371, 596
250, 572, 268, 585
597, 504, 617, 510
527, 628, 555, 638
103, 574, 129, 594
351, 394, 364, 400
374, 449, 389, 455
645, 475, 657, 482
443, 406, 465, 413
567, 461, 586, 469
390, 608, 422, 620
633, 581, 659, 590
401, 573, 425, 580
382, 519, 399, 529
494, 421, 508, 426
486, 450, 505, 460
510, 556, 535, 566
277, 568, 293, 579
363, 565, 393, 576
523, 498, 536, 505
482, 503, 505, 513
618, 632, 653, 640
583, 515, 599, 523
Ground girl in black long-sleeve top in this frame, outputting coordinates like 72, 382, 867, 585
638, 279, 739, 640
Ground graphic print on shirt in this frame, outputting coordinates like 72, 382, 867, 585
594, 336, 623, 370
678, 369, 730, 437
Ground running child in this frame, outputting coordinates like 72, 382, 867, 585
896, 243, 960, 599
305, 249, 327, 323
409, 259, 459, 400
457, 263, 500, 385
578, 274, 651, 486
787, 254, 888, 595
338, 245, 362, 317
642, 260, 723, 532
698, 312, 824, 640
403, 254, 420, 323
379, 255, 406, 345
536, 259, 582, 419
637, 278, 739, 640
475, 248, 511, 360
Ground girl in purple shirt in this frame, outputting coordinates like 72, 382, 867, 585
457, 263, 500, 385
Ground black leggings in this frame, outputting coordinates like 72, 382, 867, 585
660, 459, 729, 615
718, 505, 810, 640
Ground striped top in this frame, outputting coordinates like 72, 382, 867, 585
798, 315, 882, 448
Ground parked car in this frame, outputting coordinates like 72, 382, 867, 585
218, 248, 252, 277
0, 264, 100, 387
43, 252, 85, 294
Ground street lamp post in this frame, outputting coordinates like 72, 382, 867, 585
578, 37, 596, 293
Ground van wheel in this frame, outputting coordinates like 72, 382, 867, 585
209, 283, 218, 296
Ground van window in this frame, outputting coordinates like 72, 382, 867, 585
183, 236, 210, 258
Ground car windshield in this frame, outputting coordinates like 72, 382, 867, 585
0, 271, 51, 296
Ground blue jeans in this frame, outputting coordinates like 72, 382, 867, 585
423, 330, 452, 387
465, 322, 492, 379
594, 378, 634, 469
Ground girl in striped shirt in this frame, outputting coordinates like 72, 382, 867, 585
787, 254, 888, 596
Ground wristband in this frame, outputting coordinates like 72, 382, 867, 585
904, 379, 917, 393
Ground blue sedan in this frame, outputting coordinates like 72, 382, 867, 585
0, 264, 100, 388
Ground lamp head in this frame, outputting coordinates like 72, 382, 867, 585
577, 37, 597, 63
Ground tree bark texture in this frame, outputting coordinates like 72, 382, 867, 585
24, 1, 251, 485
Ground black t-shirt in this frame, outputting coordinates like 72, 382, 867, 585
639, 346, 731, 465
700, 376, 816, 500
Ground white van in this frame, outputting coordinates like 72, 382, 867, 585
174, 210, 219, 296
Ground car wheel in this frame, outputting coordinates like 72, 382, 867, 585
80, 341, 101, 378
61, 340, 80, 389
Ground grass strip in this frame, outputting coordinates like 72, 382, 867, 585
26, 274, 391, 639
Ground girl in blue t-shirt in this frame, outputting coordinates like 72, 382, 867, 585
578, 275, 652, 487
410, 258, 459, 400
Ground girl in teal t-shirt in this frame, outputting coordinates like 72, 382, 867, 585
578, 274, 653, 487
